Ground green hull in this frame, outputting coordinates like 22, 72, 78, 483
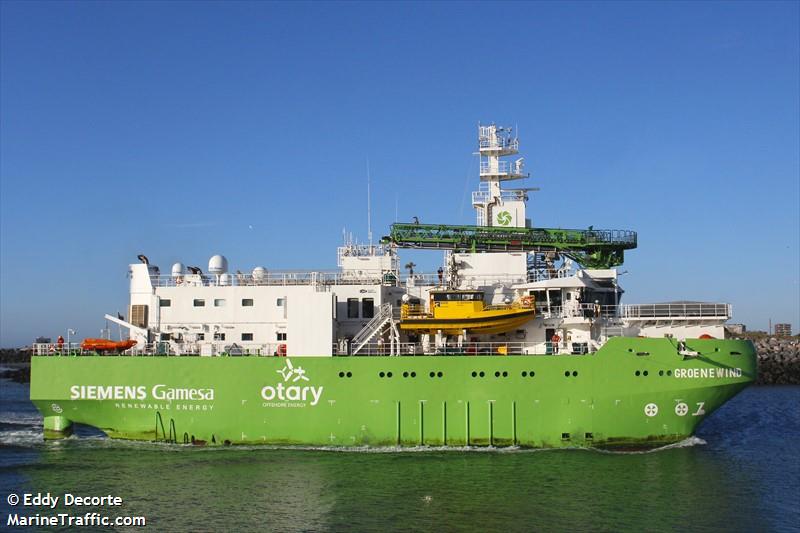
31, 338, 756, 448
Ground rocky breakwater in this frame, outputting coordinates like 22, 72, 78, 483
749, 336, 800, 385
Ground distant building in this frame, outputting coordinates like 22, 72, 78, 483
774, 323, 792, 336
34, 336, 51, 344
725, 324, 746, 335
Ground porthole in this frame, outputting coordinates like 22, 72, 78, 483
522, 371, 528, 377
530, 371, 535, 377
338, 371, 345, 378
387, 372, 393, 378
429, 371, 435, 378
471, 371, 477, 377
572, 371, 578, 377
635, 370, 641, 376
502, 371, 508, 377
658, 370, 664, 376
410, 372, 416, 378
495, 371, 501, 377
403, 371, 409, 378
379, 371, 385, 378
437, 371, 443, 378
479, 371, 485, 377
643, 371, 648, 376
564, 371, 570, 377
346, 371, 352, 378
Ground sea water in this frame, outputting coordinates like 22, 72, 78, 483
1, 379, 798, 532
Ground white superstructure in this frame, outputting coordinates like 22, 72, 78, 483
97, 124, 733, 358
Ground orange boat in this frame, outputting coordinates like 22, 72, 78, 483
80, 339, 137, 353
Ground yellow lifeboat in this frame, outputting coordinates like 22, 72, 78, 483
400, 291, 535, 335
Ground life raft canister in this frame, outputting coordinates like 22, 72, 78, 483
277, 344, 287, 356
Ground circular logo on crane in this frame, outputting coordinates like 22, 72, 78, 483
496, 211, 512, 225
644, 403, 659, 417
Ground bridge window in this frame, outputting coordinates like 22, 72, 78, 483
241, 299, 254, 307
276, 332, 287, 341
241, 333, 253, 341
193, 299, 205, 307
276, 298, 285, 307
159, 299, 171, 307
362, 298, 374, 319
214, 299, 226, 307
347, 298, 359, 318
213, 332, 225, 341
432, 292, 483, 302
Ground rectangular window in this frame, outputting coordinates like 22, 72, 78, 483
276, 332, 287, 341
213, 332, 226, 341
160, 333, 172, 341
362, 298, 374, 319
241, 333, 253, 341
347, 298, 359, 318
159, 299, 171, 307
241, 299, 254, 307
214, 299, 226, 307
276, 298, 285, 307
131, 305, 148, 328
196, 333, 205, 341
193, 299, 205, 307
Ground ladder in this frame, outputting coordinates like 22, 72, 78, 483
351, 303, 399, 355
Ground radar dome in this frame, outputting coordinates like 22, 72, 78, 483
208, 255, 228, 275
252, 267, 267, 281
171, 262, 186, 277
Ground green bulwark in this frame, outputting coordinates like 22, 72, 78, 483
382, 223, 637, 268
30, 338, 755, 449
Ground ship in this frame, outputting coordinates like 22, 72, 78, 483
30, 124, 756, 448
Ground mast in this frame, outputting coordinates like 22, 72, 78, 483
472, 124, 534, 228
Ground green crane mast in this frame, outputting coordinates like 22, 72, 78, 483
381, 223, 637, 269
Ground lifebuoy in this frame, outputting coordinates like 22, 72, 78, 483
520, 296, 534, 307
277, 344, 287, 357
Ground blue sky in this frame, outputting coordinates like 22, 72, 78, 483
1, 1, 798, 346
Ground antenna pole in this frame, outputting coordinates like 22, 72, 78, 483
367, 158, 373, 247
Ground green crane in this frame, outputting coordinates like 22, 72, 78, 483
381, 223, 637, 269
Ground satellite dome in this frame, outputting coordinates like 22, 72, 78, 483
219, 273, 232, 286
208, 255, 228, 275
252, 266, 267, 281
171, 262, 186, 277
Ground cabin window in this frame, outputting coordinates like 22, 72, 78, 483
362, 298, 375, 319
277, 332, 287, 341
241, 333, 253, 341
159, 299, 171, 307
196, 333, 205, 341
276, 298, 285, 307
241, 299, 254, 307
160, 333, 171, 341
193, 299, 205, 307
432, 292, 482, 302
213, 332, 226, 341
214, 299, 226, 307
347, 298, 359, 318
131, 305, 148, 328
